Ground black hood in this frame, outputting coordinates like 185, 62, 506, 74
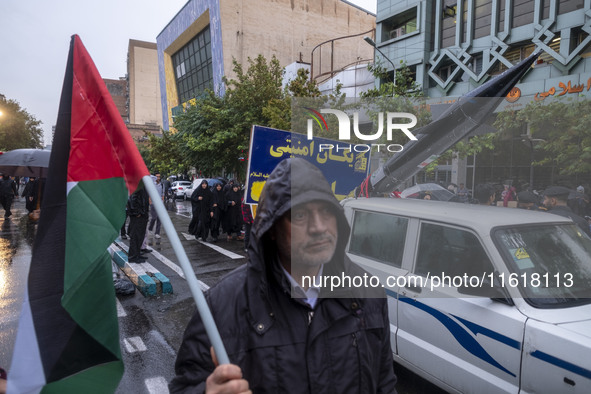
243, 158, 381, 332
247, 157, 367, 300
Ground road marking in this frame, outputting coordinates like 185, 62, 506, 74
145, 376, 169, 394
116, 299, 127, 317
176, 212, 192, 218
181, 232, 244, 260
123, 336, 147, 353
181, 232, 195, 241
200, 241, 244, 259
149, 248, 186, 279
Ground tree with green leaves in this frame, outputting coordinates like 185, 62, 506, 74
494, 98, 591, 179
177, 55, 285, 178
151, 55, 324, 180
143, 129, 185, 175
0, 94, 44, 150
264, 67, 321, 132
361, 61, 422, 99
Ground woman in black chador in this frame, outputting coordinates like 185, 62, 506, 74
225, 184, 243, 241
21, 177, 36, 213
209, 183, 226, 242
188, 180, 212, 241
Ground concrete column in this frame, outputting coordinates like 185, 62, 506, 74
451, 154, 467, 186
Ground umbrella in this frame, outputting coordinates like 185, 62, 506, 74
0, 149, 51, 177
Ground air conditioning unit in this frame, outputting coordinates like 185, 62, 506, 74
389, 27, 406, 39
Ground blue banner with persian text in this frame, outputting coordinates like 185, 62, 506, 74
245, 125, 370, 205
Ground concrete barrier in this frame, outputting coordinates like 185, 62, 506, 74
109, 244, 173, 297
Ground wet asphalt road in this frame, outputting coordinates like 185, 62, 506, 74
0, 197, 444, 394
114, 198, 248, 393
0, 199, 38, 373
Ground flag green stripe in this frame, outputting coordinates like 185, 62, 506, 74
63, 177, 128, 360
41, 360, 124, 394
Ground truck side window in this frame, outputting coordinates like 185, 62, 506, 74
349, 210, 408, 268
415, 223, 494, 279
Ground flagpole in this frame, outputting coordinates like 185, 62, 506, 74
142, 175, 230, 365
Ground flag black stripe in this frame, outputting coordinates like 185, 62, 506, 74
28, 35, 117, 383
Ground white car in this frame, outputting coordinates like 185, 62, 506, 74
171, 181, 192, 199
341, 198, 591, 394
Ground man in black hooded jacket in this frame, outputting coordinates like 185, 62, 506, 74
170, 158, 397, 393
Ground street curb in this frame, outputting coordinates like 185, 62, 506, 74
109, 243, 173, 297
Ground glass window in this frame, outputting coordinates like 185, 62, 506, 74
559, 0, 585, 14
349, 210, 408, 267
380, 7, 418, 42
415, 223, 494, 279
512, 0, 534, 28
494, 224, 591, 308
172, 25, 214, 104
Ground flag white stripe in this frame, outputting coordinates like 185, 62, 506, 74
66, 181, 78, 196
7, 287, 46, 394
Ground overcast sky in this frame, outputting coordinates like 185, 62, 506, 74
0, 0, 376, 146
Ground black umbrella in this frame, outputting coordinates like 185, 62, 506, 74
0, 149, 51, 177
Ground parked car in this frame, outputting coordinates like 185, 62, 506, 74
400, 183, 460, 202
341, 197, 591, 394
171, 181, 192, 199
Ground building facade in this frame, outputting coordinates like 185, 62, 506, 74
375, 0, 591, 189
156, 0, 376, 130
103, 78, 128, 122
127, 40, 163, 140
377, 0, 591, 98
128, 40, 163, 128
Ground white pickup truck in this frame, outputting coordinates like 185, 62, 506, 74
341, 198, 591, 394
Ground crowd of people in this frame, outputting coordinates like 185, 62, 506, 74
463, 182, 591, 236
0, 175, 44, 219
121, 174, 253, 263
187, 179, 249, 248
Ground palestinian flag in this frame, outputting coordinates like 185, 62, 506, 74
8, 35, 149, 393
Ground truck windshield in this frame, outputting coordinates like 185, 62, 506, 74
493, 224, 591, 308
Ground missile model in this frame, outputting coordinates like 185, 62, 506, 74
360, 51, 540, 196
